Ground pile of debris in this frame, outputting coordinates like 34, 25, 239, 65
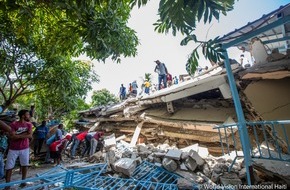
86, 135, 245, 188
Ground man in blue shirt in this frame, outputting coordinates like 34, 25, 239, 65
33, 121, 48, 156
119, 84, 126, 100
154, 60, 168, 90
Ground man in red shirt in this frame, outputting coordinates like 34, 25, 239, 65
70, 131, 88, 158
89, 131, 104, 156
5, 110, 33, 188
49, 136, 69, 165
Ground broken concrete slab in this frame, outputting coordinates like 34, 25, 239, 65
162, 158, 178, 172
184, 157, 197, 172
189, 150, 205, 167
197, 146, 209, 159
165, 149, 182, 160
180, 143, 199, 152
104, 133, 116, 148
113, 158, 136, 177
153, 152, 166, 158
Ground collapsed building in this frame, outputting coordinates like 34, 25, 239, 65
1, 3, 290, 190
76, 2, 290, 188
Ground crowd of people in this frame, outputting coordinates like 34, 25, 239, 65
118, 59, 181, 100
0, 107, 105, 189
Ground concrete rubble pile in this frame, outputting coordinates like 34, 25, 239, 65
85, 135, 266, 189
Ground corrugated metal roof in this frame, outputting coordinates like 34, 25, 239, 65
219, 3, 290, 52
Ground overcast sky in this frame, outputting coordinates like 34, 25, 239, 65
81, 0, 289, 102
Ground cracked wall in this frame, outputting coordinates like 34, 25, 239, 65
244, 77, 290, 140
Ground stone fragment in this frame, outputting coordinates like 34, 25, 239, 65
181, 152, 189, 160
154, 152, 166, 158
189, 150, 204, 167
137, 145, 148, 152
177, 178, 193, 190
203, 164, 211, 177
147, 154, 154, 162
153, 157, 161, 163
165, 149, 182, 160
211, 171, 221, 183
162, 158, 178, 172
239, 168, 246, 179
180, 163, 188, 171
113, 158, 136, 177
184, 157, 197, 172
134, 157, 142, 165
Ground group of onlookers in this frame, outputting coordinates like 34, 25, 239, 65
0, 108, 105, 189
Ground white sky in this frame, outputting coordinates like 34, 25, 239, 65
81, 0, 289, 102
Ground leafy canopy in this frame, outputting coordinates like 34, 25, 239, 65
132, 0, 235, 74
91, 89, 119, 107
0, 0, 139, 62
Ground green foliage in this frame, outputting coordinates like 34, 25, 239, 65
185, 37, 225, 75
0, 0, 139, 62
132, 0, 236, 74
91, 89, 119, 107
154, 0, 234, 36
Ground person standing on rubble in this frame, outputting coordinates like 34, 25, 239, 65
131, 80, 138, 96
119, 84, 126, 100
5, 110, 33, 188
70, 130, 88, 159
154, 60, 168, 90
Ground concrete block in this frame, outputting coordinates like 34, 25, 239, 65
104, 134, 116, 147
162, 158, 178, 172
189, 150, 204, 167
181, 152, 189, 160
154, 152, 166, 158
184, 157, 197, 172
113, 158, 136, 177
165, 149, 182, 160
197, 146, 209, 159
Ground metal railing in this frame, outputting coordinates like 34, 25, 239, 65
0, 163, 107, 189
214, 120, 290, 165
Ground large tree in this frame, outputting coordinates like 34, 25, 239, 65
0, 0, 139, 62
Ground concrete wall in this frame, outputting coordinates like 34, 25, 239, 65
244, 77, 290, 140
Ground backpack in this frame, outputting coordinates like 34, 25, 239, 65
0, 135, 8, 152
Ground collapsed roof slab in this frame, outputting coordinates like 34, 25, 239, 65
140, 73, 233, 105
